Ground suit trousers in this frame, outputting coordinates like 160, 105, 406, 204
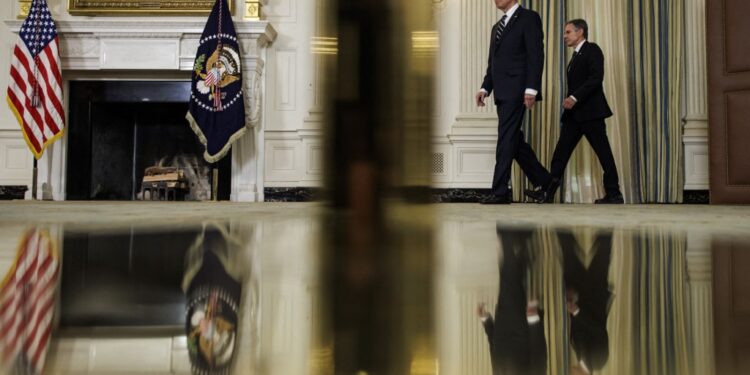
550, 119, 621, 195
492, 100, 551, 196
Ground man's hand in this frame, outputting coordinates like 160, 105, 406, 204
476, 90, 487, 107
524, 94, 537, 109
566, 287, 580, 315
563, 96, 577, 110
476, 302, 490, 319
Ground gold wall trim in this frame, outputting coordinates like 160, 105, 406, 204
244, 1, 261, 20
18, 1, 31, 19
67, 0, 237, 16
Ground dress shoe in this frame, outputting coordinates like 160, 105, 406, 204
594, 192, 624, 204
480, 194, 511, 204
524, 177, 560, 203
524, 188, 546, 203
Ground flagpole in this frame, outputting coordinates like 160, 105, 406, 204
32, 159, 37, 200
211, 0, 222, 203
212, 167, 219, 201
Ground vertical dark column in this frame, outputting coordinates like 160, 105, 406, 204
318, 0, 437, 374
708, 1, 750, 203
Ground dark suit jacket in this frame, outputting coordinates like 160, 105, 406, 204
481, 7, 545, 103
481, 227, 547, 375
559, 230, 613, 372
562, 41, 613, 123
483, 314, 547, 375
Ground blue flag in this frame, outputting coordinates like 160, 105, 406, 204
187, 0, 245, 163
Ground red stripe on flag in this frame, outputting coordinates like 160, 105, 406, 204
23, 295, 55, 353
7, 90, 41, 153
44, 42, 62, 86
37, 46, 64, 132
32, 63, 62, 135
11, 48, 50, 141
0, 230, 59, 372
31, 324, 52, 370
9, 64, 47, 143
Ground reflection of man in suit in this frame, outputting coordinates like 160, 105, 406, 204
558, 229, 613, 374
526, 19, 623, 204
475, 0, 556, 204
476, 226, 547, 375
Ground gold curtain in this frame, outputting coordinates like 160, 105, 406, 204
530, 227, 568, 375
627, 0, 684, 203
512, 0, 566, 202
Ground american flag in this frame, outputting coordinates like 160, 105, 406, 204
205, 66, 223, 110
6, 0, 65, 160
0, 229, 59, 374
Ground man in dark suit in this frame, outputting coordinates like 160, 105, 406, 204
526, 19, 623, 204
476, 0, 557, 204
476, 226, 547, 375
558, 229, 613, 374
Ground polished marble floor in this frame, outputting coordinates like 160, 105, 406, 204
0, 202, 748, 374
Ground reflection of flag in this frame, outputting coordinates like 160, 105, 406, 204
187, 0, 246, 163
0, 229, 59, 374
6, 0, 65, 160
183, 227, 242, 374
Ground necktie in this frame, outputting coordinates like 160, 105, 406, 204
495, 15, 507, 43
568, 51, 579, 71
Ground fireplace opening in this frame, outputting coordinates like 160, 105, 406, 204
66, 81, 232, 201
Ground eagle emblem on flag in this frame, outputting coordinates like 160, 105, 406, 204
187, 0, 246, 163
193, 47, 242, 110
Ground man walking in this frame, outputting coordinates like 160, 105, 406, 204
476, 0, 557, 204
526, 19, 623, 204
476, 226, 547, 375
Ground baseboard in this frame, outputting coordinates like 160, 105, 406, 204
0, 185, 28, 200
262, 188, 710, 204
431, 188, 496, 203
683, 190, 709, 204
264, 187, 321, 202
263, 187, 494, 203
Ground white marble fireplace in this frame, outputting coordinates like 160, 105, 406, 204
4, 18, 276, 202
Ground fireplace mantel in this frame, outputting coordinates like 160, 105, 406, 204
4, 19, 277, 202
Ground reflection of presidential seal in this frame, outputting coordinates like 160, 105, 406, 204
183, 226, 243, 375
187, 286, 238, 374
193, 46, 242, 111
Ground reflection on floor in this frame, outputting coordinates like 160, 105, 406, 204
0, 202, 748, 374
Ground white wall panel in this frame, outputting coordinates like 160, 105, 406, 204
264, 0, 298, 23
265, 139, 300, 183
274, 49, 298, 111
0, 131, 32, 185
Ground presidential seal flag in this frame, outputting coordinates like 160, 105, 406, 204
7, 0, 65, 160
187, 0, 246, 163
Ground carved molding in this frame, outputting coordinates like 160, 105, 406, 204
245, 67, 264, 128
5, 19, 277, 72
